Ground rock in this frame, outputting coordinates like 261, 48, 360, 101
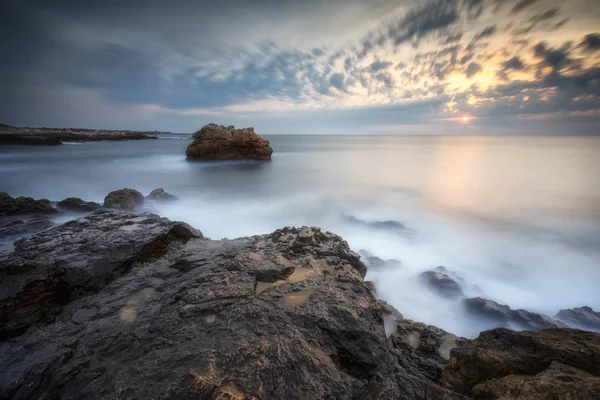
343, 215, 411, 236
556, 306, 600, 331
0, 192, 57, 216
0, 214, 55, 239
390, 319, 469, 383
147, 188, 178, 201
443, 328, 600, 399
420, 268, 464, 299
56, 197, 101, 212
0, 210, 201, 340
186, 123, 273, 160
464, 297, 568, 331
103, 188, 144, 210
358, 249, 402, 270
0, 215, 464, 399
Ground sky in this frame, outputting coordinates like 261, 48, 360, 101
1, 0, 599, 134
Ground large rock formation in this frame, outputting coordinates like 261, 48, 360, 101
186, 124, 273, 160
0, 211, 464, 399
443, 328, 600, 399
0, 192, 57, 216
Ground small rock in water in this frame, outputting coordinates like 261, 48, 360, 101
147, 188, 178, 201
0, 192, 56, 216
56, 197, 101, 212
556, 306, 600, 331
463, 297, 568, 331
420, 268, 464, 299
186, 123, 273, 160
103, 188, 144, 210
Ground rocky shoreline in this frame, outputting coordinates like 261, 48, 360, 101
0, 124, 171, 146
1, 190, 599, 399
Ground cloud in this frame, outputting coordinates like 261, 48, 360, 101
472, 25, 497, 41
329, 73, 347, 91
369, 60, 394, 72
510, 0, 540, 15
532, 42, 578, 71
465, 62, 482, 77
579, 33, 600, 52
502, 56, 526, 71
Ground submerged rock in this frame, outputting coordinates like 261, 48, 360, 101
464, 297, 568, 331
358, 249, 402, 270
147, 188, 178, 202
0, 214, 465, 399
56, 197, 101, 212
0, 214, 55, 239
343, 215, 411, 236
443, 328, 600, 399
420, 267, 464, 299
0, 192, 56, 216
103, 188, 144, 210
556, 306, 600, 332
186, 123, 273, 160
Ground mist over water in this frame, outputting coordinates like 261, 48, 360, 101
2, 134, 600, 337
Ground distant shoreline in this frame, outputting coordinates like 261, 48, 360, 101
0, 123, 172, 146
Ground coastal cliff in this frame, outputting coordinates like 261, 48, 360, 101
0, 198, 599, 399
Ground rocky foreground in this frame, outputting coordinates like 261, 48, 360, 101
0, 206, 599, 399
0, 124, 170, 145
186, 124, 273, 160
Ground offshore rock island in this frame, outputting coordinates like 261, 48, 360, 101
0, 190, 599, 399
186, 124, 273, 160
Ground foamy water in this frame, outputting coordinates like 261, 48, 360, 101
2, 134, 600, 337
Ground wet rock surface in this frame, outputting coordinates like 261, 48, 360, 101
186, 123, 273, 160
56, 197, 101, 212
443, 328, 600, 399
0, 192, 57, 216
556, 306, 600, 332
464, 297, 568, 331
103, 188, 144, 210
0, 213, 468, 400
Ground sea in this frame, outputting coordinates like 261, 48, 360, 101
1, 133, 599, 337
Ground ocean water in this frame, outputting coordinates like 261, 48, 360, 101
1, 134, 600, 337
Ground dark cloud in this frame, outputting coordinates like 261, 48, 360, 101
311, 48, 325, 57
384, 0, 460, 47
375, 72, 394, 88
473, 25, 497, 41
533, 42, 577, 71
502, 56, 526, 71
329, 73, 347, 91
443, 33, 463, 44
579, 33, 600, 52
510, 0, 540, 15
465, 62, 482, 77
529, 7, 560, 23
460, 53, 474, 64
369, 60, 393, 72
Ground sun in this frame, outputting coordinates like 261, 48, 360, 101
462, 116, 469, 122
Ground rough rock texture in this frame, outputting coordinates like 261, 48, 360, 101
0, 211, 201, 341
464, 297, 568, 331
556, 306, 600, 332
390, 320, 469, 384
147, 188, 178, 202
420, 267, 464, 299
443, 328, 600, 399
186, 124, 273, 160
0, 215, 55, 239
103, 188, 144, 211
0, 192, 57, 216
0, 214, 465, 400
56, 197, 101, 212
